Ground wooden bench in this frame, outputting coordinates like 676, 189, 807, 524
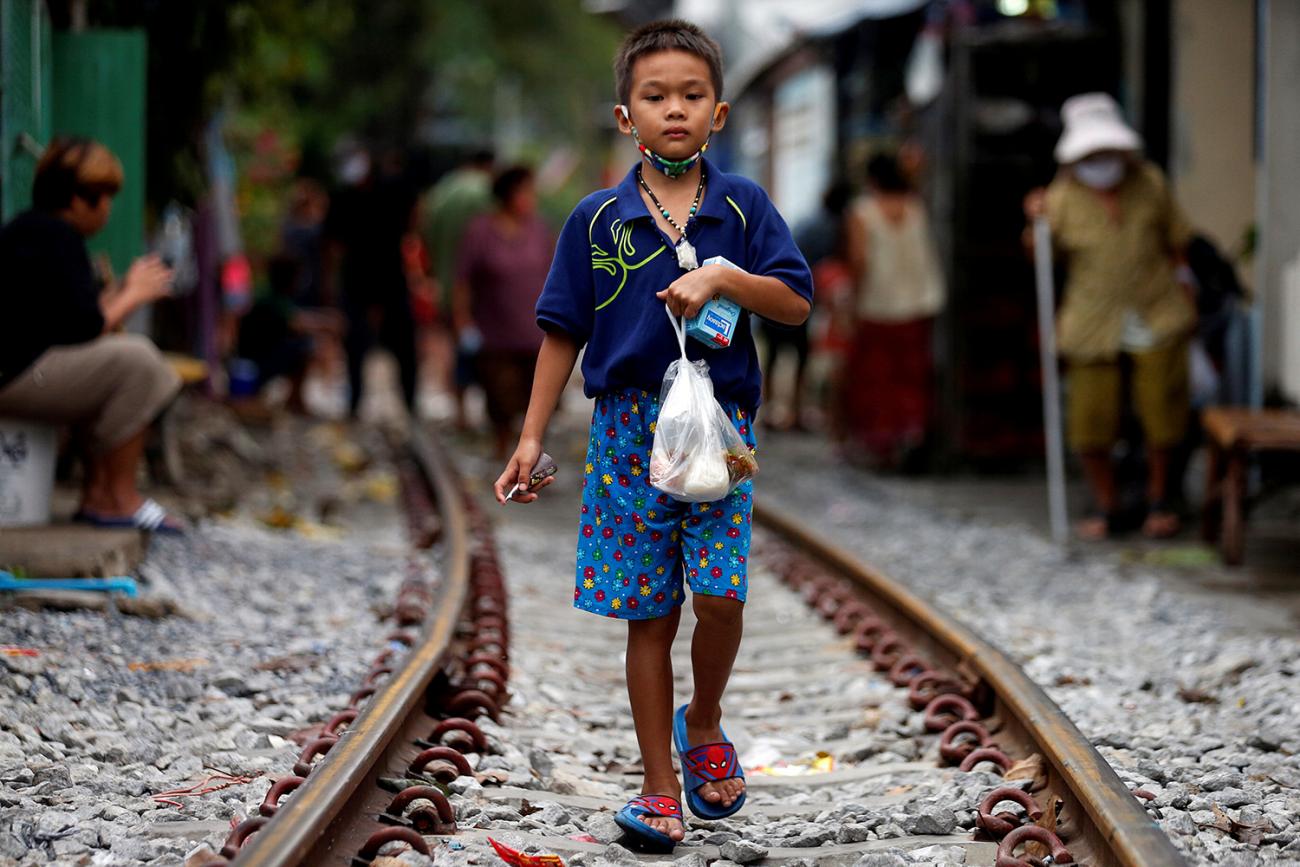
1201, 406, 1300, 565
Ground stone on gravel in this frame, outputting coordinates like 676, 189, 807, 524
720, 838, 769, 863
851, 852, 908, 867
905, 805, 958, 836
584, 811, 623, 844
599, 842, 640, 864
670, 855, 708, 867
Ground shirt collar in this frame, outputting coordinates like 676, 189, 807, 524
613, 157, 734, 225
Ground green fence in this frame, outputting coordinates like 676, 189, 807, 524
52, 29, 147, 275
0, 0, 52, 221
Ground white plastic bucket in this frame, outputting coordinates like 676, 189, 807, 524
0, 420, 57, 527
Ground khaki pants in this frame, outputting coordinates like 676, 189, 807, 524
1066, 340, 1190, 452
0, 334, 181, 453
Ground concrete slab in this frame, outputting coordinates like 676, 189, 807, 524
0, 524, 143, 577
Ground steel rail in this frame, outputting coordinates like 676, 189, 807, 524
233, 428, 469, 867
755, 501, 1187, 867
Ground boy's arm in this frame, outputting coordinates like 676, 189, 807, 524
659, 186, 813, 325
658, 264, 810, 325
493, 330, 580, 504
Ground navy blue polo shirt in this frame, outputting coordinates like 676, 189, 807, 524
536, 158, 812, 411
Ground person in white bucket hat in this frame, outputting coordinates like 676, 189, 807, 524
1024, 93, 1196, 542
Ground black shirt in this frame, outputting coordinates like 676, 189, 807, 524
0, 210, 105, 388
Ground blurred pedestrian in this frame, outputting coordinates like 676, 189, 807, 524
842, 152, 946, 469
423, 149, 494, 429
0, 137, 183, 532
761, 181, 853, 431
453, 167, 550, 458
323, 144, 420, 418
279, 177, 329, 306
236, 255, 343, 414
1024, 93, 1195, 540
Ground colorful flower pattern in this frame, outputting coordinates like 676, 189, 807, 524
574, 389, 756, 620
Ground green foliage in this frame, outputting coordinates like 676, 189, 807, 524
70, 0, 624, 248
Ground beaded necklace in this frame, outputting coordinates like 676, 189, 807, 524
636, 165, 705, 271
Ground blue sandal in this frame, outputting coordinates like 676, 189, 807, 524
672, 704, 747, 819
613, 794, 683, 853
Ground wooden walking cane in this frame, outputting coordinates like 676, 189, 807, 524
1033, 217, 1069, 543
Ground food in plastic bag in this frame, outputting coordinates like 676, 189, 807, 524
649, 307, 758, 502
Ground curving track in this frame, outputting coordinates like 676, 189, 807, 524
208, 426, 1185, 866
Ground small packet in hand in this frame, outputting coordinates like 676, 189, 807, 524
685, 256, 744, 349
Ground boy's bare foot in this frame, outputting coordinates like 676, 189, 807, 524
683, 710, 746, 808
637, 785, 685, 840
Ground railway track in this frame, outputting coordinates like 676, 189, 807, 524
204, 426, 1186, 866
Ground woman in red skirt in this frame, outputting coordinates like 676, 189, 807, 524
842, 153, 946, 468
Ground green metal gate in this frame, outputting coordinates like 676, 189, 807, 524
0, 0, 52, 221
52, 29, 147, 275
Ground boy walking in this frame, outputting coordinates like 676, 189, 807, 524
494, 20, 812, 851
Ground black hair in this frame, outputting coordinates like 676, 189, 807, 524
614, 19, 724, 107
823, 180, 854, 216
866, 153, 911, 194
492, 166, 533, 205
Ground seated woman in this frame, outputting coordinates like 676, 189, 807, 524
0, 137, 183, 532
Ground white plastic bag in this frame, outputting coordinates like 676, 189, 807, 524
649, 306, 758, 503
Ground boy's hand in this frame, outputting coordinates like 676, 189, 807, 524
494, 438, 553, 504
658, 263, 730, 319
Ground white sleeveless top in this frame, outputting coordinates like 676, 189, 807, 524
853, 196, 946, 322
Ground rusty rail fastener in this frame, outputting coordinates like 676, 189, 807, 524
976, 786, 1043, 837
386, 785, 456, 833
960, 747, 1014, 774
832, 600, 872, 634
924, 694, 981, 732
258, 775, 306, 817
220, 816, 269, 859
995, 825, 1074, 867
852, 618, 891, 653
446, 688, 501, 721
870, 634, 908, 671
888, 653, 932, 687
292, 735, 338, 777
938, 720, 993, 764
324, 708, 359, 736
909, 672, 970, 711
429, 717, 489, 753
409, 745, 473, 781
357, 826, 431, 861
465, 653, 509, 680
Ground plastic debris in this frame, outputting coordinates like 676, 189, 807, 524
488, 837, 565, 867
751, 751, 835, 776
0, 571, 138, 597
128, 658, 210, 673
0, 646, 39, 657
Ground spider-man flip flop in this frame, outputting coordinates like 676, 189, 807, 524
672, 704, 747, 819
613, 794, 683, 853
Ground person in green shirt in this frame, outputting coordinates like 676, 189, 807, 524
422, 149, 494, 429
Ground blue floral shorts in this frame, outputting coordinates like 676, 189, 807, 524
573, 389, 757, 620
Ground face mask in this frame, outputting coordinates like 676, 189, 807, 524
618, 105, 714, 178
1074, 155, 1126, 190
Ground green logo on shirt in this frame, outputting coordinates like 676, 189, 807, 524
590, 199, 665, 311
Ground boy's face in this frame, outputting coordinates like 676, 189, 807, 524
617, 50, 728, 160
